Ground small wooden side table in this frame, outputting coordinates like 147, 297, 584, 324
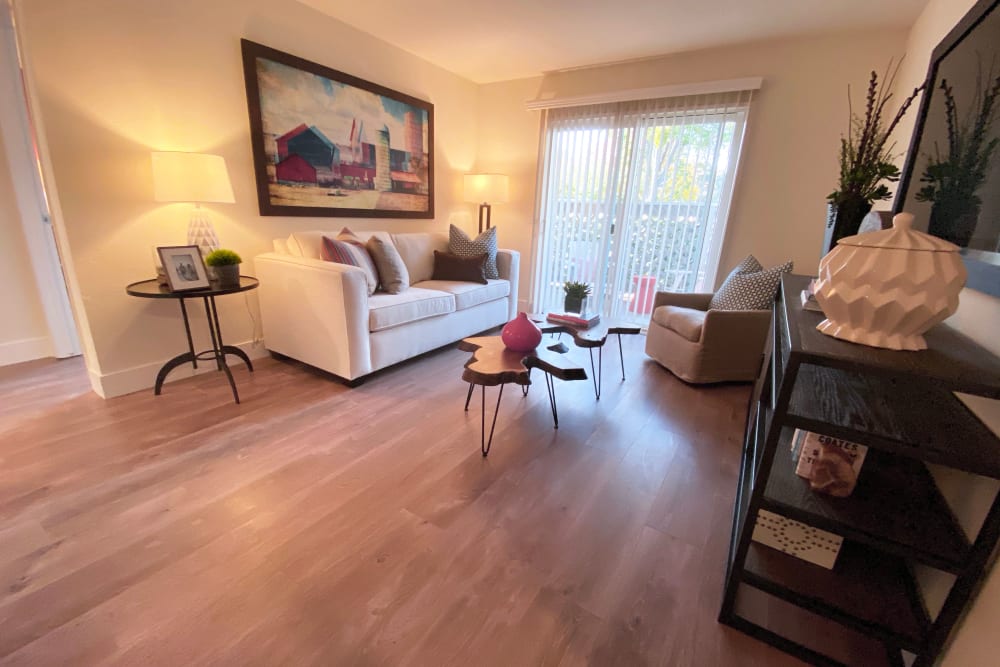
125, 276, 258, 404
459, 336, 587, 456
535, 317, 642, 400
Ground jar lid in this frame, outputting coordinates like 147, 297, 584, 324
837, 213, 960, 251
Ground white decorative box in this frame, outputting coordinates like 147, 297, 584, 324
752, 509, 843, 569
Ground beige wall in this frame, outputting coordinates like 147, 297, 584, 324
0, 127, 49, 365
475, 29, 909, 304
887, 0, 1000, 664
17, 0, 480, 396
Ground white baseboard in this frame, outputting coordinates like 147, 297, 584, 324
0, 336, 52, 367
95, 340, 269, 399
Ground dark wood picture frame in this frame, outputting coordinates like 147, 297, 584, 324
240, 39, 435, 219
894, 0, 1000, 296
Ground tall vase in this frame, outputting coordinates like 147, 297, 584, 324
823, 197, 872, 255
501, 312, 542, 352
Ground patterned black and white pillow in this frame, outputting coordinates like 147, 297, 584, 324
710, 257, 793, 310
449, 224, 498, 279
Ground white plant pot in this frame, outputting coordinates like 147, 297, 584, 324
814, 213, 967, 351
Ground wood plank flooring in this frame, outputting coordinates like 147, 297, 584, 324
0, 337, 804, 666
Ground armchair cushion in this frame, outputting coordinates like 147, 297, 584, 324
710, 256, 792, 310
651, 306, 706, 342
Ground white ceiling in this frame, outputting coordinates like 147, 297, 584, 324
300, 0, 928, 83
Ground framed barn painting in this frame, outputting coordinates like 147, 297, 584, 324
240, 39, 434, 218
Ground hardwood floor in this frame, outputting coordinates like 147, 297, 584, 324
0, 337, 804, 666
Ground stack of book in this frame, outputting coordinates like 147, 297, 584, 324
800, 278, 823, 312
546, 312, 601, 328
791, 429, 868, 497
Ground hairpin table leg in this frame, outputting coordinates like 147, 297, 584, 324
464, 382, 475, 411
481, 383, 505, 457
544, 372, 559, 428
589, 346, 603, 400
522, 369, 530, 396
617, 333, 626, 382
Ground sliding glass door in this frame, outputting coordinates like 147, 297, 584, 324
532, 91, 752, 324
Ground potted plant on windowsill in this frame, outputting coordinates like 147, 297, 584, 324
563, 281, 592, 314
205, 249, 242, 289
825, 63, 923, 254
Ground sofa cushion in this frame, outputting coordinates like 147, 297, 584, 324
321, 229, 380, 296
431, 250, 488, 284
287, 231, 326, 259
449, 224, 499, 279
368, 287, 455, 332
652, 305, 707, 342
391, 232, 449, 283
288, 229, 390, 259
367, 235, 410, 294
412, 279, 510, 311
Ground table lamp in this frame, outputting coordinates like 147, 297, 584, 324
464, 173, 508, 233
152, 151, 235, 256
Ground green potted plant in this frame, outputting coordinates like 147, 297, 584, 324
915, 68, 1000, 247
204, 249, 242, 289
826, 64, 923, 253
563, 280, 592, 314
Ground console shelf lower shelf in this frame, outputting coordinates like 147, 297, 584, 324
762, 441, 970, 573
742, 541, 929, 651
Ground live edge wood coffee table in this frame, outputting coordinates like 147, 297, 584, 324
459, 336, 587, 457
534, 317, 642, 400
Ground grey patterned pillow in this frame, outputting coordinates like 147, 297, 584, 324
710, 257, 793, 310
449, 224, 498, 279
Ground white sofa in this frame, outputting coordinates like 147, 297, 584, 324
254, 230, 519, 384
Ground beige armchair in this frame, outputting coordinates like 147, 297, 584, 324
644, 291, 772, 384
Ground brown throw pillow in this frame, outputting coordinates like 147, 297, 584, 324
431, 250, 488, 284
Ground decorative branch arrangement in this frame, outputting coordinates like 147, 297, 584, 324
915, 61, 1000, 246
824, 61, 923, 252
830, 62, 924, 205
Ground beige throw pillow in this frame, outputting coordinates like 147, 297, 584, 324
366, 236, 410, 294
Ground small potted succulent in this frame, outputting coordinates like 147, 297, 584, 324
563, 280, 592, 314
204, 249, 243, 289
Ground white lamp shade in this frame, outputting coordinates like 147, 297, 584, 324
152, 152, 235, 203
464, 173, 508, 204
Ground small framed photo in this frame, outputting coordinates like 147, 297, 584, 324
157, 245, 210, 291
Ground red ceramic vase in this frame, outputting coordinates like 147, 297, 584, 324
501, 312, 542, 352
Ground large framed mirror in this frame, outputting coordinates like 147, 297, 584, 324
895, 0, 1000, 296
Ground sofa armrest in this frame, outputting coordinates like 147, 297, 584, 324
652, 291, 713, 311
497, 249, 520, 319
702, 308, 772, 352
253, 253, 372, 380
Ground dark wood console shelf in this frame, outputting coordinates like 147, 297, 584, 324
720, 274, 1000, 667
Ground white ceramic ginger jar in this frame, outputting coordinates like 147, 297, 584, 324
814, 213, 967, 351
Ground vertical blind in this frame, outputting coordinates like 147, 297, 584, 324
531, 89, 754, 323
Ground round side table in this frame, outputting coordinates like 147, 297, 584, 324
126, 276, 259, 404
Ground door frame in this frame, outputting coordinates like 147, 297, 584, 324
0, 0, 80, 359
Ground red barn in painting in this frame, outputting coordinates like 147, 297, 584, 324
276, 154, 317, 184
276, 124, 339, 171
